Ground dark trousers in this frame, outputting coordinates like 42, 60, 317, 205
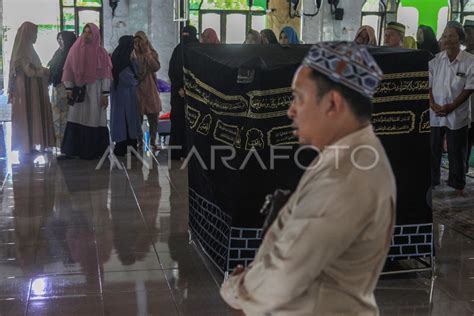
466, 126, 474, 171
431, 126, 468, 190
169, 97, 187, 160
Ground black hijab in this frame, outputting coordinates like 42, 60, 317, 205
48, 31, 76, 87
168, 25, 199, 95
260, 29, 278, 44
417, 25, 440, 55
111, 35, 134, 90
181, 25, 199, 44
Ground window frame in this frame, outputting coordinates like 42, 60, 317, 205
361, 0, 399, 45
59, 0, 104, 39
194, 9, 266, 43
459, 0, 474, 21
188, 0, 267, 43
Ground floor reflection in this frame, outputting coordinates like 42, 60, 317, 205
0, 129, 472, 315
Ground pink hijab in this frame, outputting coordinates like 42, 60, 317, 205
201, 28, 220, 44
62, 23, 112, 85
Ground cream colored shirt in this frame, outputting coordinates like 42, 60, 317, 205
221, 125, 396, 316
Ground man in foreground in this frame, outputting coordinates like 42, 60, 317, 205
221, 42, 397, 315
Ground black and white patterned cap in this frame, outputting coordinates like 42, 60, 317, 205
302, 41, 383, 99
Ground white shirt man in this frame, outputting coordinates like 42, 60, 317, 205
429, 22, 474, 193
429, 50, 474, 130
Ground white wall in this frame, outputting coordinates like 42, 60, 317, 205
103, 0, 179, 82
103, 0, 130, 53
302, 0, 365, 44
0, 0, 3, 90
3, 0, 61, 94
103, 0, 178, 111
150, 0, 179, 84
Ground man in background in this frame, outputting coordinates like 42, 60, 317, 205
385, 21, 406, 48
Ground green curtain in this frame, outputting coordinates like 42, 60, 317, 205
251, 0, 267, 10
400, 0, 448, 34
190, 0, 203, 10
189, 0, 266, 10
76, 0, 102, 7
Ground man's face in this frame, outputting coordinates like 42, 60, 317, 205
464, 27, 474, 47
287, 66, 334, 149
384, 29, 402, 47
82, 26, 93, 44
441, 27, 461, 50
439, 38, 445, 51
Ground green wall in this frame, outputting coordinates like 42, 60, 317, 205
401, 0, 449, 34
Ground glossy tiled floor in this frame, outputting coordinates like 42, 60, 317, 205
0, 149, 472, 315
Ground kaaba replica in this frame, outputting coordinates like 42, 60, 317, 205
182, 44, 432, 274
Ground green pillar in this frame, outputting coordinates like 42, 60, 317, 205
400, 0, 449, 34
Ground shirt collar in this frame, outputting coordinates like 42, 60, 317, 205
318, 125, 376, 162
441, 50, 464, 63
329, 124, 374, 149
307, 125, 378, 173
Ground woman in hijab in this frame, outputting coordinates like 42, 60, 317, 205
201, 28, 220, 44
260, 29, 278, 44
110, 35, 141, 156
48, 31, 77, 149
354, 25, 377, 45
245, 29, 261, 44
133, 31, 162, 151
417, 25, 440, 55
8, 21, 55, 155
59, 23, 113, 160
168, 25, 198, 160
279, 26, 299, 44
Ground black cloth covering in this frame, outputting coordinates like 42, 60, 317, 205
183, 44, 432, 228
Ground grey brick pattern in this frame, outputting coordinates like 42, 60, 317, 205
228, 227, 263, 271
189, 189, 433, 272
388, 224, 433, 260
189, 189, 232, 272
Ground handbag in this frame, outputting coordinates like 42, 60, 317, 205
67, 85, 86, 105
260, 189, 292, 237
